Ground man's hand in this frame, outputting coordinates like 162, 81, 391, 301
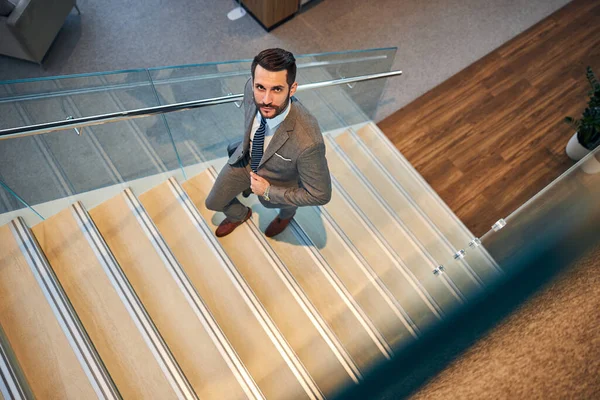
250, 172, 270, 196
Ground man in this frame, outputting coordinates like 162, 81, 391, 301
205, 48, 332, 238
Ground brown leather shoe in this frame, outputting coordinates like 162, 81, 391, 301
215, 208, 252, 237
265, 215, 293, 238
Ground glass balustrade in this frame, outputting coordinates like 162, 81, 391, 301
5, 44, 591, 313
3, 45, 597, 400
0, 178, 43, 222
143, 47, 397, 165
477, 147, 600, 278
0, 48, 397, 227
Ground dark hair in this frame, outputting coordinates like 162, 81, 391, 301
251, 48, 296, 87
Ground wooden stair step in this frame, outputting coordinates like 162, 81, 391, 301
139, 178, 313, 400
0, 322, 33, 400
183, 169, 365, 399
89, 189, 259, 400
324, 136, 464, 316
245, 195, 389, 375
321, 182, 442, 335
334, 130, 484, 298
355, 122, 503, 284
291, 204, 415, 351
0, 219, 115, 399
32, 204, 195, 400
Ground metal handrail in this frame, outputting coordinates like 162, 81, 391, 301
0, 54, 390, 105
0, 70, 402, 140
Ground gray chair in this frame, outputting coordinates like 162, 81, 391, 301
0, 0, 79, 64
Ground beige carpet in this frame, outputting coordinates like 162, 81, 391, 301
0, 0, 570, 122
407, 245, 600, 399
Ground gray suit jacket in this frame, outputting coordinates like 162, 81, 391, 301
228, 79, 332, 207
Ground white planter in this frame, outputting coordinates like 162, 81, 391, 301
566, 132, 590, 160
565, 132, 600, 174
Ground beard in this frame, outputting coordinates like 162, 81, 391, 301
254, 93, 291, 119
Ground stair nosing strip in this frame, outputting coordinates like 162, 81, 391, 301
288, 220, 394, 359
316, 205, 422, 339
0, 335, 26, 400
326, 135, 467, 304
245, 198, 365, 383
70, 202, 197, 400
10, 217, 121, 400
166, 177, 323, 400
331, 178, 445, 319
232, 210, 327, 399
327, 133, 444, 269
248, 202, 370, 383
364, 123, 503, 273
122, 188, 265, 400
346, 128, 486, 289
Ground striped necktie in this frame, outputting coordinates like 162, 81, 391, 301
251, 116, 266, 173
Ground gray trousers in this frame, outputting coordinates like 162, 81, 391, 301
205, 155, 298, 222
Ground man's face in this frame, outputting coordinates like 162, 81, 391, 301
253, 65, 298, 119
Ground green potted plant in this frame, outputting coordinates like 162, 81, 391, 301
564, 66, 600, 161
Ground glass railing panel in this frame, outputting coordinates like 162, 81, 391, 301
145, 48, 397, 105
296, 48, 396, 124
0, 70, 151, 125
294, 83, 351, 133
453, 237, 504, 289
428, 252, 476, 320
163, 102, 246, 165
0, 48, 399, 222
149, 63, 245, 103
0, 70, 185, 206
480, 148, 600, 278
0, 116, 183, 223
0, 178, 44, 226
384, 252, 466, 345
148, 64, 247, 167
0, 180, 19, 216
0, 179, 25, 217
0, 130, 78, 209
142, 48, 396, 167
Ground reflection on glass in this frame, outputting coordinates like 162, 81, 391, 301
0, 179, 44, 222
0, 48, 398, 224
481, 148, 600, 277
0, 71, 186, 210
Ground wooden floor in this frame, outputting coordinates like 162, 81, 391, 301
379, 0, 600, 237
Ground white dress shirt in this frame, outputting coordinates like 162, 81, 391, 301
249, 101, 292, 159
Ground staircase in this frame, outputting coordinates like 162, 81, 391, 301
0, 116, 501, 399
0, 48, 504, 399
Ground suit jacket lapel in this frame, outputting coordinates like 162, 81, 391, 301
259, 102, 297, 168
228, 80, 256, 164
243, 79, 257, 151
